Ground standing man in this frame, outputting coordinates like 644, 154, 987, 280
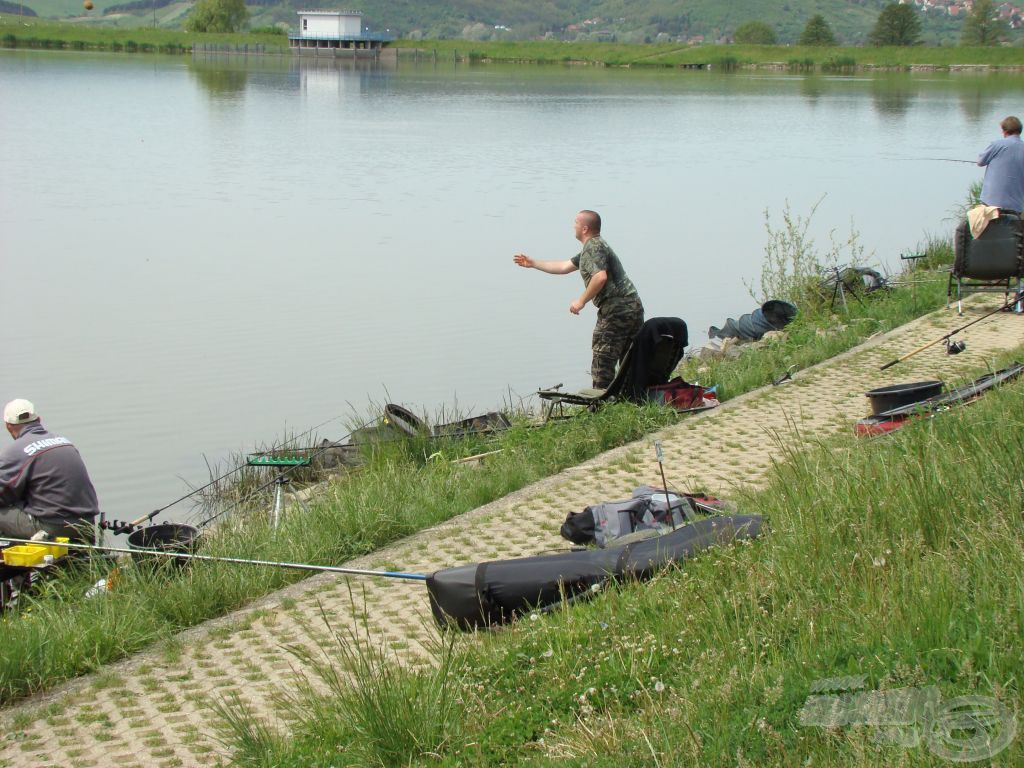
514, 210, 644, 389
978, 116, 1024, 214
0, 399, 100, 542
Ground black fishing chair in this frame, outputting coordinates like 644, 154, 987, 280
949, 214, 1024, 315
537, 317, 688, 420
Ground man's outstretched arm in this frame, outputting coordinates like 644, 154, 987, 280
513, 254, 578, 275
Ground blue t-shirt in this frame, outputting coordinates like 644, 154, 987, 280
978, 135, 1024, 211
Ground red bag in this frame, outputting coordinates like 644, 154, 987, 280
646, 377, 719, 413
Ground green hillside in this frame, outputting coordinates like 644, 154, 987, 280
15, 0, 1010, 45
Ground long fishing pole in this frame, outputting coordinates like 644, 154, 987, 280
198, 409, 515, 530
888, 157, 976, 164
0, 537, 428, 581
115, 412, 378, 534
879, 288, 1024, 370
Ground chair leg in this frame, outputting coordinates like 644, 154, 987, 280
957, 279, 963, 316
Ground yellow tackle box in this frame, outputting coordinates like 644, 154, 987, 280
2, 544, 49, 567
42, 537, 70, 559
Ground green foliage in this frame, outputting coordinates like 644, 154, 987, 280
869, 2, 922, 46
733, 19, 777, 45
961, 0, 1006, 46
184, 0, 247, 34
750, 199, 875, 312
799, 14, 837, 46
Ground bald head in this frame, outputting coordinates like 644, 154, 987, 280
577, 210, 601, 234
573, 210, 602, 244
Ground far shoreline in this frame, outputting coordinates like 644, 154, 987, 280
4, 14, 1024, 74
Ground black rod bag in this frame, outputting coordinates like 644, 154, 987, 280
427, 514, 764, 630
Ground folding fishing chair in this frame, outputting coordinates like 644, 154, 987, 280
949, 214, 1024, 315
537, 317, 688, 420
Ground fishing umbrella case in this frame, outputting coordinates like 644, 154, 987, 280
426, 514, 764, 630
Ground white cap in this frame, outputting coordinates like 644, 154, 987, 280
3, 399, 39, 425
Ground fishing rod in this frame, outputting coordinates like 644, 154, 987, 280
109, 412, 378, 535
0, 537, 428, 581
889, 157, 976, 165
879, 288, 1024, 370
198, 408, 518, 530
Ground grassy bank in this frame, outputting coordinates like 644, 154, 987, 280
223, 345, 1024, 766
0, 14, 285, 52
0, 254, 953, 705
399, 39, 1024, 71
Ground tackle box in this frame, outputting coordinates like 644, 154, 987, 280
2, 545, 49, 567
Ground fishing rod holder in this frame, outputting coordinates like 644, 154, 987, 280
246, 455, 312, 529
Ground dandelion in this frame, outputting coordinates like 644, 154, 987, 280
542, 648, 553, 658
654, 680, 666, 693
872, 556, 886, 567
530, 612, 539, 621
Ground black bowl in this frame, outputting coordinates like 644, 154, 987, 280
126, 524, 199, 567
865, 380, 944, 415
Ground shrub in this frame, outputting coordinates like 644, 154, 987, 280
733, 20, 776, 45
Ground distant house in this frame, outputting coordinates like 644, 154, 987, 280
289, 10, 394, 56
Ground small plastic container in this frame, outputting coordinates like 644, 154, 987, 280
41, 537, 70, 560
2, 544, 49, 567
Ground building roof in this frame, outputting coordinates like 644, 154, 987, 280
297, 10, 363, 16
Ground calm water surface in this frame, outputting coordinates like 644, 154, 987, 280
1, 50, 1021, 523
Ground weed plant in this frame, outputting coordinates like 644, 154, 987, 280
223, 352, 1024, 766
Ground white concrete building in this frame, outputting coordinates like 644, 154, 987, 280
297, 10, 363, 39
289, 9, 393, 55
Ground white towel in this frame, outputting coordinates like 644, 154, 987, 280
968, 204, 1001, 239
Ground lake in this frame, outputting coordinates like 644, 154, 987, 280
1, 49, 1020, 525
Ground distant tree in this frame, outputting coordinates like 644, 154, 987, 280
961, 0, 1006, 45
799, 14, 837, 46
734, 20, 777, 45
185, 0, 248, 33
869, 3, 921, 46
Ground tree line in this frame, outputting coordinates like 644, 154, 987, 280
180, 0, 1009, 45
735, 0, 1009, 47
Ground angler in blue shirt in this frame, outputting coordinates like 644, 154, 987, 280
978, 115, 1024, 213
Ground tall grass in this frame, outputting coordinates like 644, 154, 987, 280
221, 353, 1024, 765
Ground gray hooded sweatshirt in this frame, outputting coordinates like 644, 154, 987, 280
0, 422, 100, 525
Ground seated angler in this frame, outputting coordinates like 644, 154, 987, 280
0, 399, 100, 542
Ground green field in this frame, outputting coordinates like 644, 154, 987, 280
405, 38, 1024, 70
0, 12, 285, 48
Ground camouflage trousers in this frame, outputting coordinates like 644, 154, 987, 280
591, 299, 644, 389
